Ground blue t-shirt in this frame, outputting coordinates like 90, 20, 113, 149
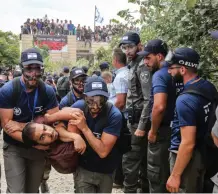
0, 79, 58, 147
170, 79, 217, 151
72, 99, 122, 174
68, 24, 75, 31
59, 91, 81, 109
150, 62, 176, 125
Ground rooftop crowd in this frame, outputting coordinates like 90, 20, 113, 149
21, 15, 140, 43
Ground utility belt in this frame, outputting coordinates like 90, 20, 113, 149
127, 107, 142, 125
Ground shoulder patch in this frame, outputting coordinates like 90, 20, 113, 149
140, 71, 150, 83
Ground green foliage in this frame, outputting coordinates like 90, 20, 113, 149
110, 0, 218, 86
44, 58, 77, 73
74, 58, 90, 68
44, 57, 61, 73
0, 30, 20, 67
33, 44, 49, 60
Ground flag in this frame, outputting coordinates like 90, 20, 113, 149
95, 6, 104, 24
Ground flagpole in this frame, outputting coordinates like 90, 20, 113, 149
94, 5, 96, 32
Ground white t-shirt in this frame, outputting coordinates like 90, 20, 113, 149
64, 23, 68, 30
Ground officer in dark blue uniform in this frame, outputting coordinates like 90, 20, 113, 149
59, 67, 87, 109
0, 48, 59, 193
70, 76, 123, 193
166, 47, 217, 193
138, 39, 176, 193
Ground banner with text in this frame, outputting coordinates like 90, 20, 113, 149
34, 35, 68, 52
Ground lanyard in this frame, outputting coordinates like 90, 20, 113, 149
184, 76, 200, 87
20, 78, 38, 121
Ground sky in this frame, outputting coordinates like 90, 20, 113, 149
0, 0, 139, 34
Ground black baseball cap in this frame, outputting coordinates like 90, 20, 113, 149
70, 67, 87, 80
99, 62, 109, 70
137, 39, 168, 57
21, 48, 43, 66
211, 31, 218, 39
166, 47, 200, 69
63, 66, 69, 73
82, 66, 89, 73
119, 32, 140, 47
84, 76, 109, 98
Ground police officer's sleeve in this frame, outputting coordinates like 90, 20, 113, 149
0, 81, 14, 109
137, 62, 152, 131
45, 85, 59, 110
59, 95, 68, 110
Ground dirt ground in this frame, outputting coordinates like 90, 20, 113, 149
0, 134, 123, 193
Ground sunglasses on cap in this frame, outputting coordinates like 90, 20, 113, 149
85, 96, 106, 109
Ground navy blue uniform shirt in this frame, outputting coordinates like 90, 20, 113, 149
170, 79, 217, 151
0, 79, 58, 147
72, 99, 122, 174
150, 62, 177, 126
59, 91, 81, 109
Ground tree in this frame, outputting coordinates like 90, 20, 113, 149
111, 0, 218, 86
0, 30, 20, 67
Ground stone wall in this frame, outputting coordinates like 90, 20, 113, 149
21, 35, 108, 63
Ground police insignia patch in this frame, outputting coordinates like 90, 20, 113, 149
14, 107, 22, 116
140, 72, 150, 83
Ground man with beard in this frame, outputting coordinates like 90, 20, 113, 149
119, 32, 151, 193
138, 39, 176, 192
166, 48, 217, 193
70, 76, 122, 193
59, 67, 87, 109
0, 48, 59, 193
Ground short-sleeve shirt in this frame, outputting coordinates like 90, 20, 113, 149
149, 62, 176, 125
72, 99, 122, 174
109, 66, 129, 104
109, 66, 129, 118
170, 79, 217, 151
0, 78, 58, 147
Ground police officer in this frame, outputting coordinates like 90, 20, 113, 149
119, 32, 151, 193
166, 48, 217, 193
0, 48, 59, 193
59, 67, 87, 109
70, 76, 123, 193
138, 39, 176, 192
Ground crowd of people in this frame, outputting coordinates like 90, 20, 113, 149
1, 30, 218, 194
20, 15, 140, 43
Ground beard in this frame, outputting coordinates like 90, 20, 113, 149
23, 72, 41, 89
127, 48, 139, 62
24, 78, 39, 89
173, 72, 183, 83
151, 62, 159, 74
72, 85, 84, 94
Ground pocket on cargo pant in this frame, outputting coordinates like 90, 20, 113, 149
147, 142, 161, 183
